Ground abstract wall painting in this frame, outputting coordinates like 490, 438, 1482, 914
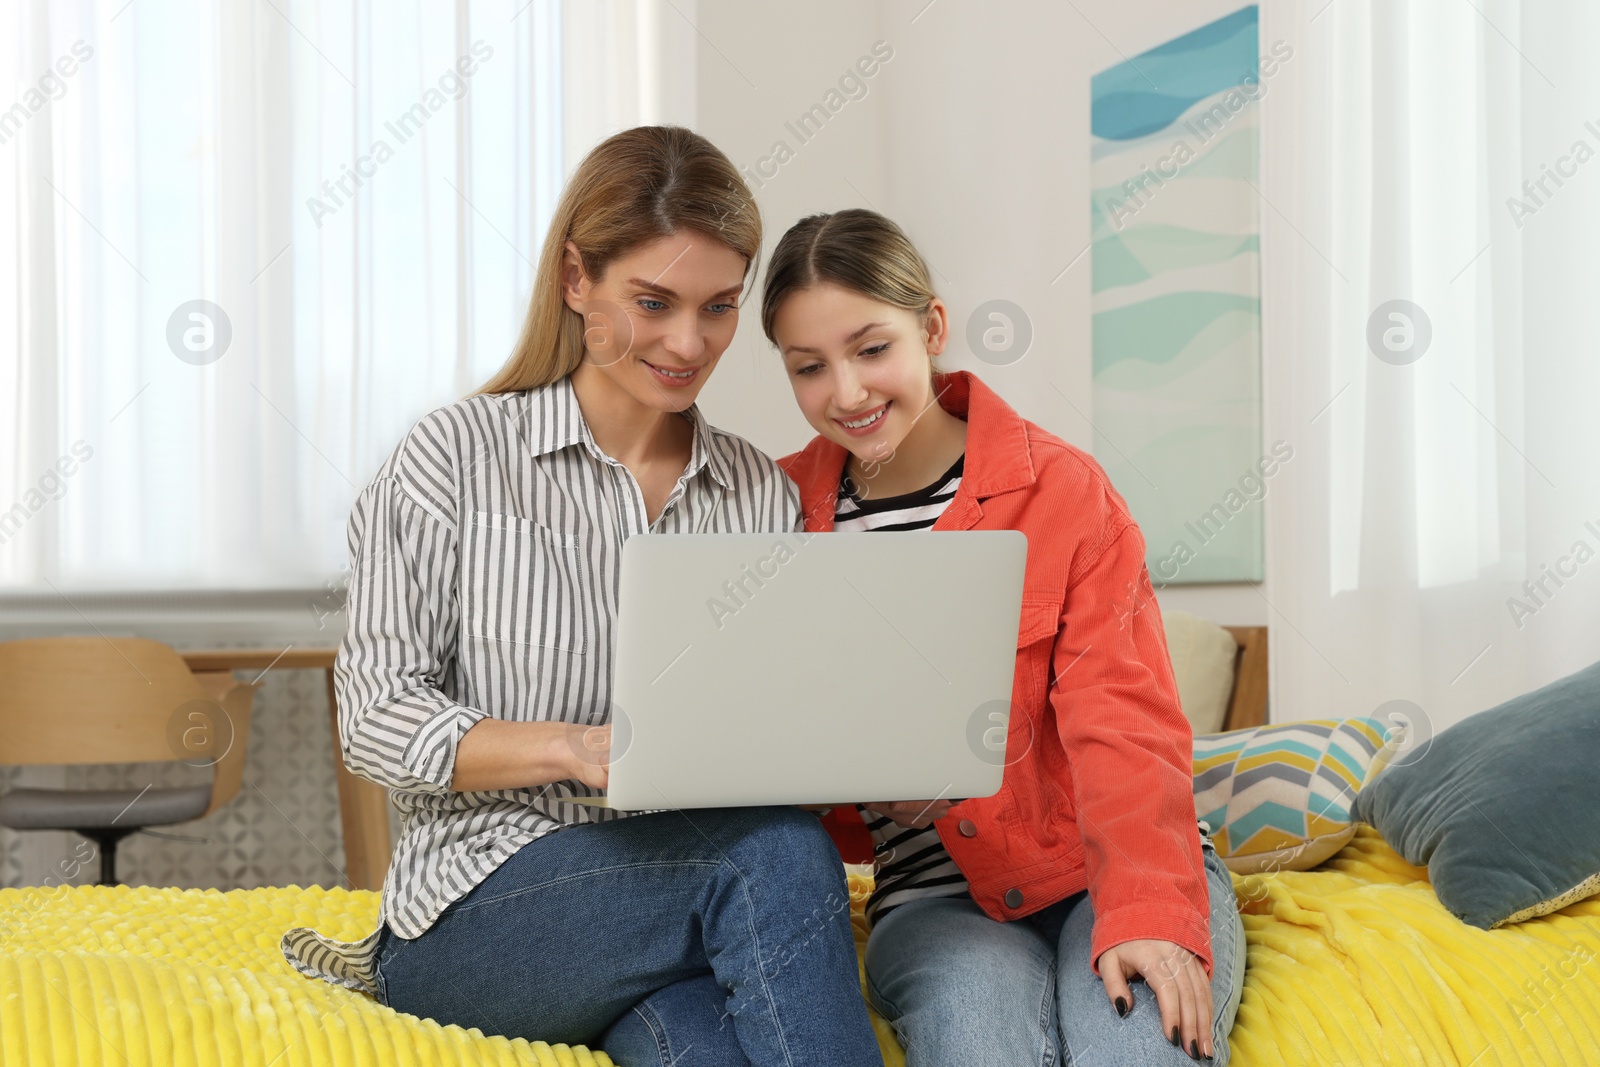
1090, 5, 1273, 583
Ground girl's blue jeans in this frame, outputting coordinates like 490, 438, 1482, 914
863, 841, 1247, 1066
373, 805, 884, 1067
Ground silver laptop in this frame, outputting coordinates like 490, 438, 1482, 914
566, 530, 1028, 811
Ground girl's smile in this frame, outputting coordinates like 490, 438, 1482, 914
834, 400, 891, 436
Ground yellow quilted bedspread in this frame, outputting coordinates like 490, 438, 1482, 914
2, 825, 1598, 1066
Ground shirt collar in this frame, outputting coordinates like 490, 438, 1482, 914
513, 375, 736, 491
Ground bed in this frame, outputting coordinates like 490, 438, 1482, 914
3, 823, 1598, 1066
4, 622, 1598, 1066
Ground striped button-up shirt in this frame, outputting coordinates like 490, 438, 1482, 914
280, 376, 800, 994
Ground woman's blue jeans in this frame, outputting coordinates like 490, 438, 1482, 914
373, 805, 883, 1067
862, 843, 1247, 1066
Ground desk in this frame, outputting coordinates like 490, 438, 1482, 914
180, 648, 391, 892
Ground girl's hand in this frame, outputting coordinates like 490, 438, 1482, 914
1096, 939, 1214, 1059
859, 799, 954, 828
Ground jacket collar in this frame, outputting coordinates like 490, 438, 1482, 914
783, 370, 1036, 530
933, 371, 1036, 497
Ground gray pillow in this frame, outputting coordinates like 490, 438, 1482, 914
1353, 658, 1600, 929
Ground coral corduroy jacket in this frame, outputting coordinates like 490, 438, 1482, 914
777, 371, 1213, 978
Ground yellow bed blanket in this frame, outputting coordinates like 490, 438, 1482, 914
2, 824, 1597, 1067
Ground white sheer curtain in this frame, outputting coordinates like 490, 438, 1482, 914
1261, 0, 1600, 736
1, 0, 694, 604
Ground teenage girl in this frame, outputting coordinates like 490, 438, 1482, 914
281, 129, 884, 1067
765, 209, 1247, 1065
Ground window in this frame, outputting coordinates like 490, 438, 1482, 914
1, 0, 564, 603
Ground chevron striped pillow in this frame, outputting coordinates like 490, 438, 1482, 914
1194, 718, 1399, 874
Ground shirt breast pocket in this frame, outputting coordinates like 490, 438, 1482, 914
461, 510, 587, 655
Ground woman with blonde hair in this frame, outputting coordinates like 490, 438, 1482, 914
281, 128, 884, 1067
765, 208, 1246, 1065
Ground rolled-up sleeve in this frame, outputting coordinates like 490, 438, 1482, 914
335, 473, 488, 795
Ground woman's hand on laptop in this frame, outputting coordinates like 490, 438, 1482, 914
562, 723, 612, 790
453, 719, 612, 793
861, 800, 954, 828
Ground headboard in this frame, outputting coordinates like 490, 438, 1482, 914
1220, 626, 1269, 733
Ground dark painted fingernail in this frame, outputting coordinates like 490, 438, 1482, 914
1189, 1037, 1201, 1060
1114, 996, 1129, 1017
1170, 1026, 1181, 1046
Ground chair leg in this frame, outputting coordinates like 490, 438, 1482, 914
71, 828, 138, 886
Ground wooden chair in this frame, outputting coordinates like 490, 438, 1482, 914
0, 637, 259, 885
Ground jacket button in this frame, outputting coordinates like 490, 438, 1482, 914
958, 819, 977, 838
1004, 888, 1024, 909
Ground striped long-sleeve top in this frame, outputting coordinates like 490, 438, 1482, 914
279, 376, 800, 995
832, 453, 975, 925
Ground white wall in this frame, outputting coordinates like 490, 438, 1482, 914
693, 0, 1269, 626
689, 2, 890, 457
